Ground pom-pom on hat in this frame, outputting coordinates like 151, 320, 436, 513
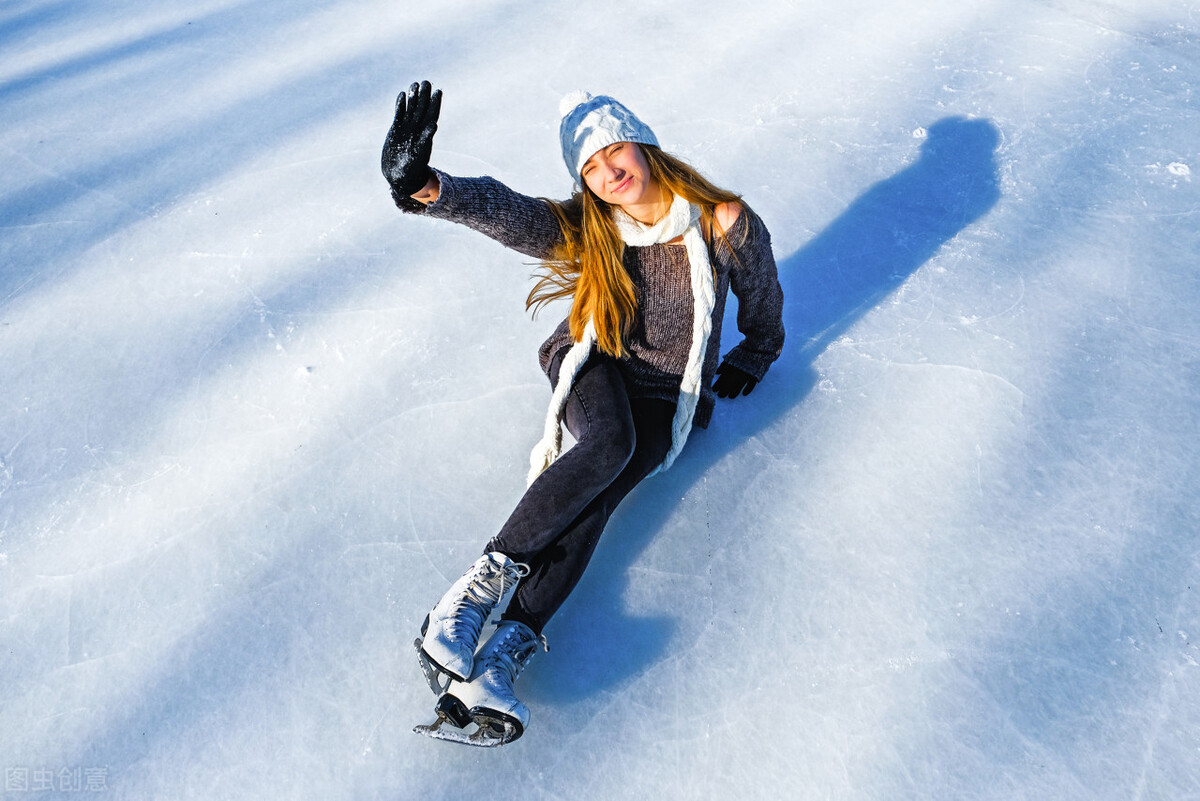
558, 91, 659, 181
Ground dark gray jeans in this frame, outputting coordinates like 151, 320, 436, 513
486, 353, 676, 636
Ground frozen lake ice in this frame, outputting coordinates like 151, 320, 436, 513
1, 0, 1197, 798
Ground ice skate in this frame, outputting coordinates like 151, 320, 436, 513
414, 552, 529, 694
414, 619, 545, 747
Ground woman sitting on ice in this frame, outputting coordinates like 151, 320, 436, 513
381, 81, 784, 746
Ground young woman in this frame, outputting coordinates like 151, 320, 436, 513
381, 81, 785, 746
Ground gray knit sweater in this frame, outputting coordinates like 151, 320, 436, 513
409, 169, 785, 428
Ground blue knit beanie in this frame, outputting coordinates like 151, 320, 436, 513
558, 92, 659, 181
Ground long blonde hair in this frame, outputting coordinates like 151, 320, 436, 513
529, 145, 744, 358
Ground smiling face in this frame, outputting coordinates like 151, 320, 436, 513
580, 141, 660, 211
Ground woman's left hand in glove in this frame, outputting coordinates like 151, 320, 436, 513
712, 362, 758, 398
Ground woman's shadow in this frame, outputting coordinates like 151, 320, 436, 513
527, 116, 1002, 705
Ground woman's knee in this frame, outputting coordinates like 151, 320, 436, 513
576, 403, 636, 479
563, 358, 637, 475
564, 378, 638, 479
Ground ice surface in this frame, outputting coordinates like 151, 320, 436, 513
1, 0, 1198, 798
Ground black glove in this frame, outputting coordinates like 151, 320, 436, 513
381, 81, 442, 205
712, 362, 758, 398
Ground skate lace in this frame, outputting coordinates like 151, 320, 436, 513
480, 624, 548, 681
447, 558, 530, 645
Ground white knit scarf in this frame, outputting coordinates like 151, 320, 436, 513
526, 193, 715, 486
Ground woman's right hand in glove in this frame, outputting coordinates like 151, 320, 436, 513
381, 81, 442, 204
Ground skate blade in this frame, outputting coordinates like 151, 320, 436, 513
413, 715, 520, 748
414, 694, 521, 747
412, 637, 453, 696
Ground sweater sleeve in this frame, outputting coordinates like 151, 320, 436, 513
719, 209, 786, 380
401, 168, 565, 261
